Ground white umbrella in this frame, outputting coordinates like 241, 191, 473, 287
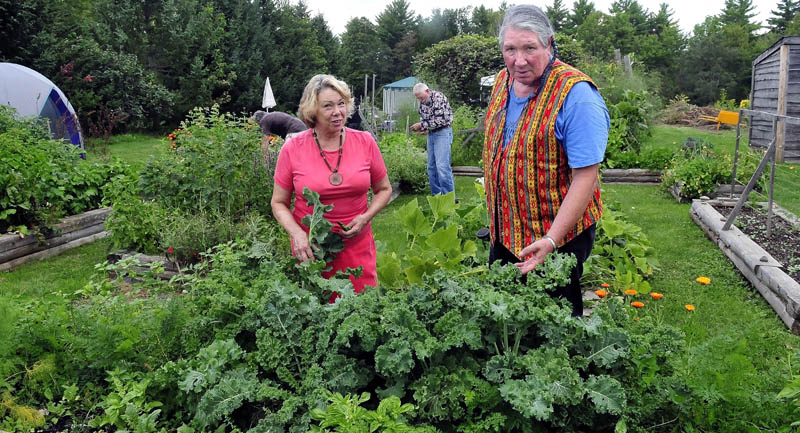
0, 62, 84, 149
262, 77, 276, 109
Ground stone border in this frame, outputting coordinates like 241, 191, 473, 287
0, 208, 111, 271
690, 198, 800, 333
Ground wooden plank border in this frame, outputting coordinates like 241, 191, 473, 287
0, 208, 111, 271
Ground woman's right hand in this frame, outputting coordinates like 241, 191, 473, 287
291, 231, 314, 262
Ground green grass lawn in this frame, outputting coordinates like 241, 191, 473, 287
645, 124, 800, 216
599, 184, 798, 429
85, 132, 166, 168
0, 238, 110, 301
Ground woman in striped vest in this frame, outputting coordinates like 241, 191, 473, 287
483, 4, 609, 316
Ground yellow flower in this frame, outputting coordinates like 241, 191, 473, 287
594, 289, 608, 298
650, 292, 664, 300
631, 301, 644, 308
624, 289, 638, 296
685, 304, 695, 311
696, 277, 711, 285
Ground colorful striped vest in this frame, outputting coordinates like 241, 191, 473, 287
483, 63, 603, 257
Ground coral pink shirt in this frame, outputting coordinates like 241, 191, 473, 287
273, 128, 387, 295
274, 128, 387, 226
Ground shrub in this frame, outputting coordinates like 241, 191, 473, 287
660, 138, 762, 200
450, 105, 484, 167
0, 106, 130, 234
603, 147, 674, 170
106, 105, 274, 258
379, 133, 428, 194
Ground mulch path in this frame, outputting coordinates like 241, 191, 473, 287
712, 204, 800, 283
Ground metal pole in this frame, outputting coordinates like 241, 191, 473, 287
731, 109, 743, 198
372, 74, 376, 132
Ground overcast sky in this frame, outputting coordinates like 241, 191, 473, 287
303, 0, 775, 36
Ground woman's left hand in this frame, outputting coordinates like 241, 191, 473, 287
342, 214, 369, 238
515, 238, 555, 274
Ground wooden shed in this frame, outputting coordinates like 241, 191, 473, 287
382, 76, 418, 118
750, 36, 800, 162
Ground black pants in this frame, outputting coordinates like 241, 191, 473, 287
489, 224, 596, 317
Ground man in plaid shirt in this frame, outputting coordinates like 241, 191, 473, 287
411, 83, 455, 196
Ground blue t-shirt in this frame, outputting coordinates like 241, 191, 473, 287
502, 81, 609, 168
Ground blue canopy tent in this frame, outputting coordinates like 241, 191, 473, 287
0, 62, 85, 151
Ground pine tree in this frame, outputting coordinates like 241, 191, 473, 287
546, 0, 570, 32
568, 0, 596, 31
768, 0, 799, 34
719, 0, 760, 35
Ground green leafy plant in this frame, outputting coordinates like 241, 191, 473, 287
376, 192, 480, 288
661, 138, 762, 200
106, 105, 274, 257
310, 391, 437, 433
584, 207, 658, 294
0, 105, 130, 234
301, 187, 345, 264
89, 369, 164, 432
379, 133, 428, 194
449, 105, 484, 167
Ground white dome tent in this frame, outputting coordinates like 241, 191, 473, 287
0, 62, 84, 151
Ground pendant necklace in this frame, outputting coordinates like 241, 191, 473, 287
313, 128, 343, 186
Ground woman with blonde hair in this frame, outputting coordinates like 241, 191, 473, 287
271, 74, 392, 299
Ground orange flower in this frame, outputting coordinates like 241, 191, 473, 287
631, 301, 644, 308
685, 304, 695, 311
624, 289, 638, 296
594, 289, 608, 298
601, 283, 610, 288
650, 292, 663, 300
696, 277, 711, 285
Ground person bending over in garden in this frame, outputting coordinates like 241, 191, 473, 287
483, 4, 609, 316
253, 110, 307, 142
410, 83, 455, 196
271, 74, 392, 299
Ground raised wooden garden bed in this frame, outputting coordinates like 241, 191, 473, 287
670, 183, 747, 203
601, 168, 661, 183
690, 198, 800, 333
451, 166, 663, 183
0, 208, 111, 271
452, 165, 484, 177
108, 250, 185, 281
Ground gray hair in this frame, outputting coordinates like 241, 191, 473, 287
297, 74, 355, 128
412, 83, 429, 95
499, 5, 554, 49
252, 110, 267, 123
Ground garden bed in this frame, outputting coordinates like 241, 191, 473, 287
690, 198, 800, 332
601, 168, 661, 183
0, 208, 110, 271
670, 183, 747, 203
451, 166, 663, 184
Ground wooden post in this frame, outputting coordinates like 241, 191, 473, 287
372, 74, 377, 132
777, 44, 789, 162
622, 55, 632, 77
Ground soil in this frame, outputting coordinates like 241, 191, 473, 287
712, 203, 800, 283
